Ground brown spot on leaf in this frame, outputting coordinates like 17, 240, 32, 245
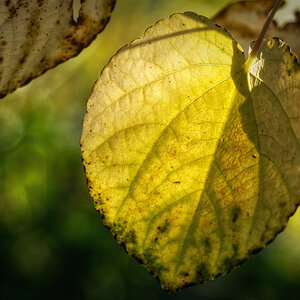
231, 206, 241, 223
195, 263, 210, 282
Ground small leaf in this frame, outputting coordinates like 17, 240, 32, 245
0, 0, 115, 98
81, 12, 300, 291
213, 0, 300, 57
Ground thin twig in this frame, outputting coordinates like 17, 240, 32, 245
245, 0, 283, 71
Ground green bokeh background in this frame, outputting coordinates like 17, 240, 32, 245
1, 0, 300, 299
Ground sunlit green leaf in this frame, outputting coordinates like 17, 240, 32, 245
81, 12, 300, 291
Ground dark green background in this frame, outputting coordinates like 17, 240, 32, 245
1, 0, 300, 299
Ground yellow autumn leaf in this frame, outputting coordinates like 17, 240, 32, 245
213, 0, 300, 57
0, 0, 115, 98
81, 12, 300, 291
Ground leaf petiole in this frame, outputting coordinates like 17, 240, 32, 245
245, 0, 283, 71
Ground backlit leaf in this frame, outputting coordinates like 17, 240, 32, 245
213, 0, 300, 57
0, 0, 115, 98
81, 12, 300, 291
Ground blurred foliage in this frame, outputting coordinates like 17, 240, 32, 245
0, 0, 300, 299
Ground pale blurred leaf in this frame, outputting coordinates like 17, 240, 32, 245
213, 0, 300, 56
0, 0, 115, 98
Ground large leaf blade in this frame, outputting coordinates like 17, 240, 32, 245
81, 12, 300, 291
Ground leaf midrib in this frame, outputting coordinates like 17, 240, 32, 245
172, 72, 244, 275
